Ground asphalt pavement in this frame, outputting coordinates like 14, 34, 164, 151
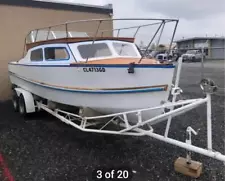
0, 61, 224, 181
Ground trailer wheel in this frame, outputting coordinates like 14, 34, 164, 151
18, 94, 27, 117
12, 90, 19, 112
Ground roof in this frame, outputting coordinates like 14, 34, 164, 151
25, 37, 135, 50
0, 0, 113, 14
175, 36, 225, 43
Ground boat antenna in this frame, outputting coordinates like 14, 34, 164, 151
86, 20, 102, 63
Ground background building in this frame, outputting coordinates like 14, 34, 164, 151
0, 0, 113, 100
175, 37, 225, 60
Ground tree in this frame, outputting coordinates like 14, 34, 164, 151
158, 44, 166, 51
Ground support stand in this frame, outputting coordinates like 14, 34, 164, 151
174, 127, 203, 178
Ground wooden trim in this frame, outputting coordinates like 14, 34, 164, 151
26, 37, 135, 50
71, 58, 159, 65
34, 79, 168, 91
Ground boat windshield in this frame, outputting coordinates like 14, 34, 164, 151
77, 43, 112, 59
113, 42, 138, 57
76, 41, 139, 60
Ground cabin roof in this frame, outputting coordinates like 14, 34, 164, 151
25, 37, 135, 50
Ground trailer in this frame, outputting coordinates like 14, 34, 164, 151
11, 58, 224, 178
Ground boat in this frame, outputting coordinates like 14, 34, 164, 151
8, 18, 178, 123
7, 18, 225, 168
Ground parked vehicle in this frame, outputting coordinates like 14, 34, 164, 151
172, 50, 182, 61
182, 50, 204, 62
156, 53, 168, 63
156, 53, 173, 63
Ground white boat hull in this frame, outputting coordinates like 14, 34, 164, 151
8, 62, 175, 122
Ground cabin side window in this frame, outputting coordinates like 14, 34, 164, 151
77, 43, 112, 59
44, 47, 69, 61
30, 48, 43, 61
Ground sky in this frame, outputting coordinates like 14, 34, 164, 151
41, 0, 225, 45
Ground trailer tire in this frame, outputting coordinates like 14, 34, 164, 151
18, 94, 27, 117
12, 90, 19, 112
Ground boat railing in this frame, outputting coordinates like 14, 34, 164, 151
24, 18, 179, 63
27, 30, 89, 43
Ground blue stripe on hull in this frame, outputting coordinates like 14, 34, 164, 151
9, 72, 167, 94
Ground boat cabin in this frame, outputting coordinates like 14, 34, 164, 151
18, 18, 178, 65
20, 37, 155, 64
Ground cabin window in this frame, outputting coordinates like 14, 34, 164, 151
113, 42, 138, 57
78, 43, 112, 59
44, 47, 69, 61
30, 48, 43, 61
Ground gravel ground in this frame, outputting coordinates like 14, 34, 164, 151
0, 61, 224, 181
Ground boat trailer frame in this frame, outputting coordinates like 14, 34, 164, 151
13, 59, 225, 164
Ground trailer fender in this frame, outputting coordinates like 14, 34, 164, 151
14, 88, 36, 113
